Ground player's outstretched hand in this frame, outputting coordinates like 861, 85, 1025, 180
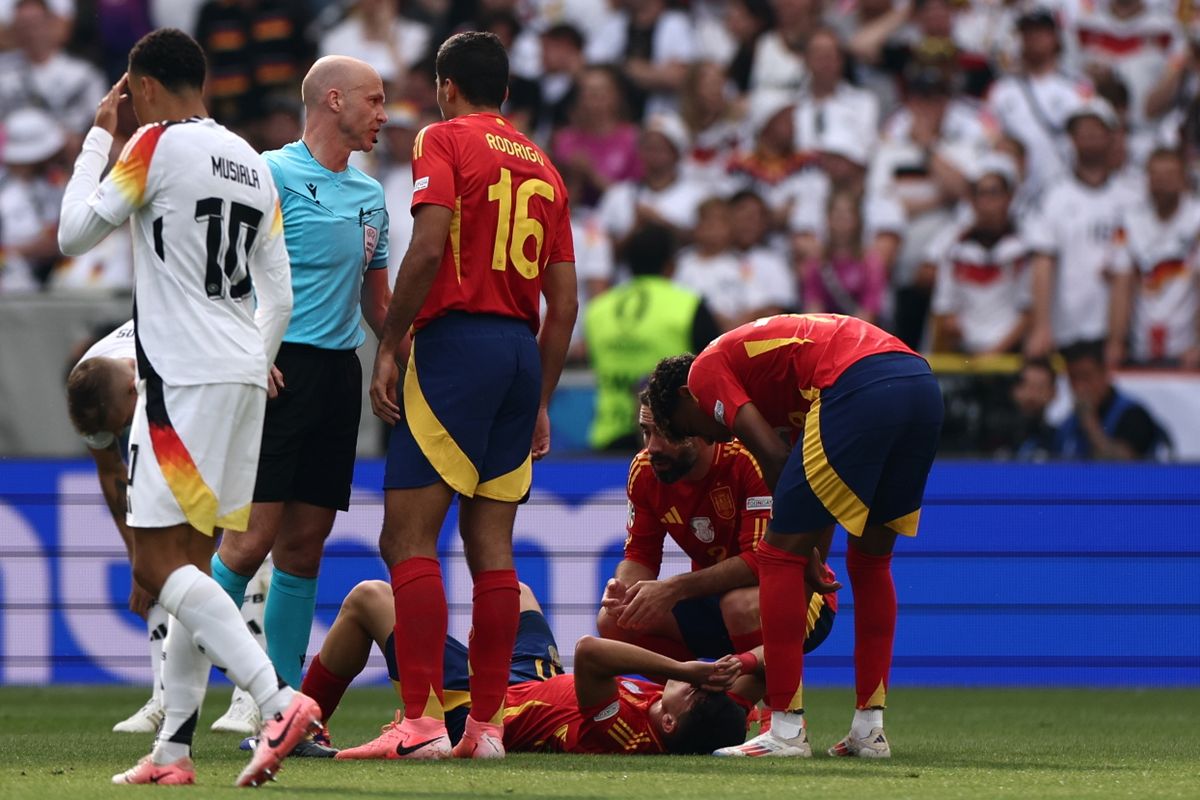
807, 547, 842, 594
600, 578, 628, 612
618, 580, 680, 630
266, 364, 285, 400
94, 73, 128, 135
531, 406, 551, 460
369, 350, 402, 424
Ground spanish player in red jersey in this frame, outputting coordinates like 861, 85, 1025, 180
647, 314, 943, 758
598, 394, 837, 663
298, 580, 751, 758
367, 31, 577, 761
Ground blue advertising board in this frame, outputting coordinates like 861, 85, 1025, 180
1, 459, 1197, 687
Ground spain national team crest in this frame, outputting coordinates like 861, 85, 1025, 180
710, 486, 735, 520
690, 516, 716, 543
363, 223, 379, 266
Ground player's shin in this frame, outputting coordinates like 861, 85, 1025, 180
147, 603, 169, 705
846, 547, 896, 720
157, 564, 293, 720
390, 557, 448, 720
757, 540, 809, 738
300, 654, 354, 723
467, 569, 520, 724
152, 617, 210, 765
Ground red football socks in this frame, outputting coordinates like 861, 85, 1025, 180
846, 547, 896, 709
757, 540, 809, 712
467, 569, 520, 725
300, 653, 352, 723
390, 557, 447, 720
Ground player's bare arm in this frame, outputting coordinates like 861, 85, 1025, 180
730, 403, 789, 492
533, 259, 579, 460
369, 203, 453, 424
572, 636, 739, 708
88, 444, 153, 617
360, 267, 392, 341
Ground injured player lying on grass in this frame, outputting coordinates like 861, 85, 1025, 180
297, 581, 765, 756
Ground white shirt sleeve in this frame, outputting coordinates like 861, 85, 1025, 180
58, 127, 120, 256
249, 190, 293, 364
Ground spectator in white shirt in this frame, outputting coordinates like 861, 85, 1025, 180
0, 107, 66, 293
749, 0, 821, 92
929, 154, 1032, 355
869, 61, 993, 348
987, 8, 1091, 194
1065, 0, 1184, 130
585, 0, 695, 119
0, 0, 105, 150
1109, 147, 1200, 367
794, 28, 880, 157
1025, 99, 1131, 359
679, 61, 744, 186
674, 196, 795, 330
597, 113, 713, 247
318, 0, 431, 92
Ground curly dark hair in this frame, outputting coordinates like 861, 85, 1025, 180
662, 691, 749, 755
645, 354, 695, 439
129, 28, 207, 93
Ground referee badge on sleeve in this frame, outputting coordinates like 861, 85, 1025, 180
363, 224, 379, 266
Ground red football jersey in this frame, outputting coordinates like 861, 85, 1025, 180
502, 674, 580, 753
625, 441, 772, 576
575, 677, 666, 755
500, 675, 666, 754
410, 113, 574, 333
688, 314, 918, 442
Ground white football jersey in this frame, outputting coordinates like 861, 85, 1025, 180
87, 118, 290, 387
1114, 197, 1200, 361
78, 319, 136, 365
1024, 174, 1130, 345
929, 222, 1031, 354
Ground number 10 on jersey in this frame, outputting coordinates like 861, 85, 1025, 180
488, 167, 554, 279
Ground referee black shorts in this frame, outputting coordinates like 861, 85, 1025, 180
253, 342, 361, 510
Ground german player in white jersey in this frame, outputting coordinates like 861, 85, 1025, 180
57, 29, 317, 787
66, 321, 273, 737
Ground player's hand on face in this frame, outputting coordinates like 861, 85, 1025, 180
266, 364, 285, 400
128, 582, 154, 619
618, 579, 680, 630
94, 73, 128, 135
369, 349, 403, 424
531, 405, 551, 460
600, 578, 628, 611
700, 655, 742, 691
806, 547, 842, 595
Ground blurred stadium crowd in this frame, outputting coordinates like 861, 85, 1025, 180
1, 0, 1197, 457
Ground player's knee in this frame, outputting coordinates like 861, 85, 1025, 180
719, 587, 760, 634
344, 580, 392, 621
595, 607, 619, 638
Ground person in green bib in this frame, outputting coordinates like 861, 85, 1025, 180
584, 224, 720, 451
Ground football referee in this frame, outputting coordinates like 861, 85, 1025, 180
209, 55, 391, 731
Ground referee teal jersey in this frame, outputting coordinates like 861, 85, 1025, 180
265, 141, 389, 350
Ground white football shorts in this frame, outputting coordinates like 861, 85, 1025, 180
126, 378, 265, 535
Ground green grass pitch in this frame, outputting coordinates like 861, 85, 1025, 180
1, 686, 1195, 799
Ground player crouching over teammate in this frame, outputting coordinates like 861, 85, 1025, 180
599, 393, 837, 668
299, 581, 751, 757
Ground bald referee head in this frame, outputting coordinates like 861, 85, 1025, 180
302, 55, 388, 161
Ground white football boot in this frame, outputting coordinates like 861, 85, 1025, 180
112, 695, 164, 734
211, 686, 261, 734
